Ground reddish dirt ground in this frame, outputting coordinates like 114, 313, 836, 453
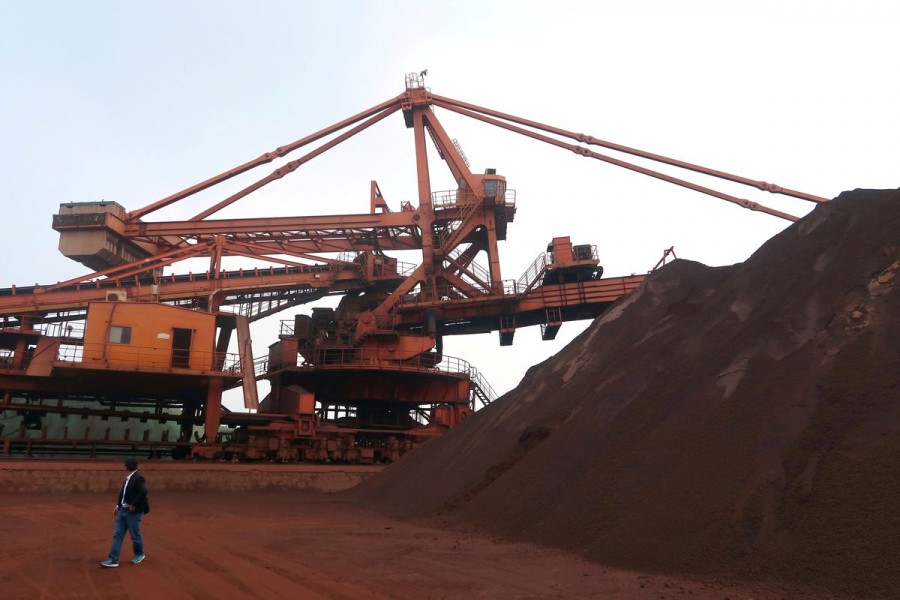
0, 489, 813, 600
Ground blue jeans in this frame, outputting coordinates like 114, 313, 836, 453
107, 508, 144, 562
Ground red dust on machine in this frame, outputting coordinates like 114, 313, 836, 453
0, 72, 826, 461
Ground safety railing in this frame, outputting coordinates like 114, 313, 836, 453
0, 314, 87, 349
514, 244, 600, 292
397, 278, 542, 304
313, 349, 456, 372
441, 197, 481, 250
445, 246, 493, 290
38, 315, 86, 340
570, 244, 599, 263
256, 341, 498, 410
55, 343, 243, 373
517, 252, 550, 292
434, 187, 518, 251
452, 139, 470, 168
58, 344, 83, 363
469, 366, 498, 408
431, 189, 458, 210
277, 320, 354, 337
257, 347, 496, 401
396, 260, 418, 277
497, 188, 516, 208
253, 354, 272, 377
277, 311, 399, 338
502, 279, 519, 296
433, 188, 517, 211
232, 286, 319, 319
0, 348, 13, 368
278, 320, 295, 337
157, 262, 335, 286
333, 252, 418, 278
397, 284, 489, 305
335, 250, 359, 265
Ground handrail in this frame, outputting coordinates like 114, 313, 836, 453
431, 185, 517, 250
469, 367, 497, 408
256, 348, 497, 406
54, 343, 244, 373
517, 252, 549, 291
445, 246, 493, 291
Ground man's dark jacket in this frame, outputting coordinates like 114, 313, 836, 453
118, 471, 150, 514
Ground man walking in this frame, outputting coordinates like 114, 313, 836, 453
100, 457, 150, 568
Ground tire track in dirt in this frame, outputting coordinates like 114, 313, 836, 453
82, 558, 128, 600
74, 503, 131, 600
4, 504, 93, 600
145, 508, 363, 600
146, 537, 258, 599
146, 493, 400, 599
222, 545, 391, 600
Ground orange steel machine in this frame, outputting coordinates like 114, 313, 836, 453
0, 73, 827, 461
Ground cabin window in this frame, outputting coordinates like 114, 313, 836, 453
109, 326, 132, 344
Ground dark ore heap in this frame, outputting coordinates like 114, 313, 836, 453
355, 188, 900, 598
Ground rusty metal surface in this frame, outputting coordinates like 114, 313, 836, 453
0, 74, 825, 462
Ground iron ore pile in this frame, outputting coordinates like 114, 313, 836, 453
355, 188, 900, 598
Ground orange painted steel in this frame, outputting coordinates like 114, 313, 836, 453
428, 93, 830, 205
127, 96, 405, 221
0, 73, 825, 461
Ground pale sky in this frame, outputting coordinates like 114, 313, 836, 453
1, 1, 897, 408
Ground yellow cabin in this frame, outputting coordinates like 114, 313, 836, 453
82, 301, 217, 371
